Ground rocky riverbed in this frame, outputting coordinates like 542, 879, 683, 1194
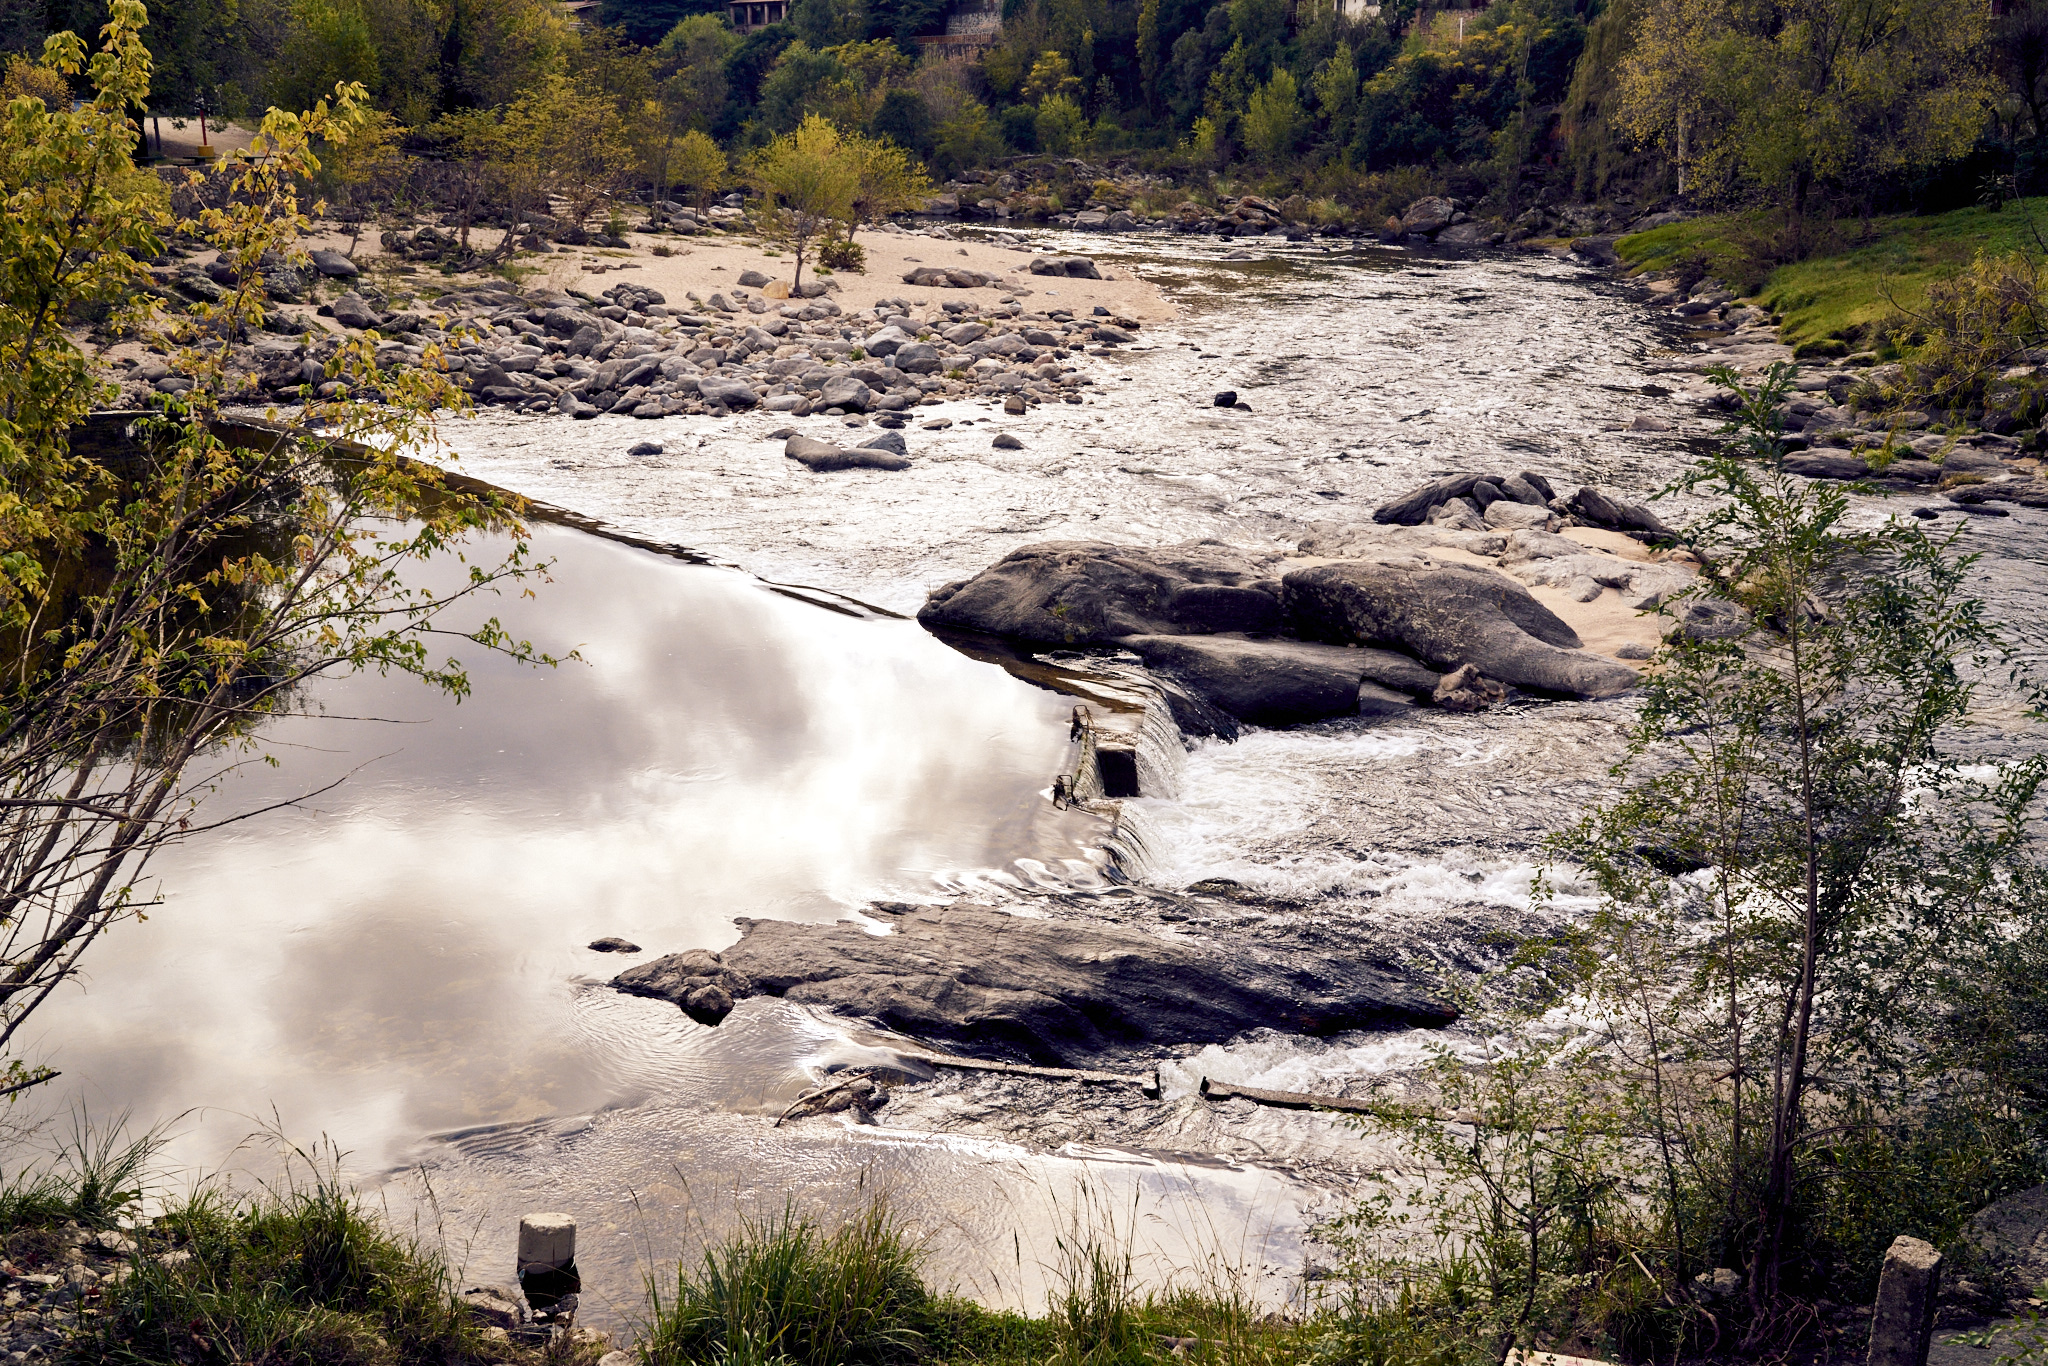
41, 218, 2048, 1331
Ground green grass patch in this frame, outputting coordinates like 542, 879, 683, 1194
1617, 200, 2048, 351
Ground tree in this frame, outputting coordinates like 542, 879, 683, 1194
843, 125, 930, 225
867, 86, 932, 156
1034, 91, 1087, 152
1618, 0, 1994, 230
1311, 39, 1359, 148
597, 0, 723, 46
0, 3, 545, 1089
266, 0, 379, 116
746, 113, 857, 288
1555, 364, 2047, 1340
1240, 65, 1305, 162
656, 12, 739, 131
313, 107, 406, 255
672, 126, 726, 208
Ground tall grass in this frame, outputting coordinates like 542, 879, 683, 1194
639, 1200, 929, 1366
74, 1137, 501, 1366
0, 1109, 160, 1233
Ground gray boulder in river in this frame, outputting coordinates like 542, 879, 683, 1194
1283, 562, 1640, 699
785, 434, 910, 472
617, 904, 1457, 1067
1117, 633, 1436, 726
918, 541, 1283, 646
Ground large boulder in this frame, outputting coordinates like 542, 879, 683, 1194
894, 341, 942, 374
818, 375, 874, 411
785, 434, 910, 472
1117, 634, 1430, 726
698, 377, 760, 410
1569, 485, 1675, 540
1374, 472, 1485, 525
1282, 561, 1640, 700
307, 248, 359, 278
1399, 197, 1457, 236
862, 325, 912, 357
637, 903, 1456, 1067
329, 292, 380, 330
918, 541, 1283, 647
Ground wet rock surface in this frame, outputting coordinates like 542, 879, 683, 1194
1283, 561, 1640, 700
622, 902, 1456, 1068
1116, 633, 1433, 725
919, 541, 1285, 646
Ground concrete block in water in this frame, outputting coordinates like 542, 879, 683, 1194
518, 1212, 576, 1273
1867, 1235, 1941, 1366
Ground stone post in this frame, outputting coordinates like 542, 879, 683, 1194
1867, 1235, 1943, 1366
517, 1212, 577, 1275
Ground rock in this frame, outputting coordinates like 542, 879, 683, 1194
784, 434, 910, 472
1615, 641, 1654, 660
1568, 485, 1675, 540
627, 441, 662, 457
1282, 562, 1641, 700
1569, 235, 1621, 267
1437, 222, 1492, 246
1664, 597, 1750, 641
329, 292, 379, 330
588, 937, 642, 952
661, 903, 1456, 1067
612, 948, 753, 1024
1213, 391, 1237, 407
921, 542, 1290, 648
461, 1288, 525, 1329
1003, 395, 1027, 415
992, 433, 1023, 449
1964, 1184, 2048, 1281
943, 321, 987, 345
1433, 663, 1508, 711
1482, 499, 1554, 532
1399, 197, 1456, 236
860, 429, 908, 457
737, 270, 771, 287
1374, 472, 1485, 525
894, 341, 941, 374
863, 325, 912, 357
1782, 452, 1871, 480
698, 377, 760, 410
1117, 633, 1428, 726
818, 376, 874, 411
308, 248, 359, 278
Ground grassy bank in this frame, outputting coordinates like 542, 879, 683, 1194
1615, 199, 2048, 352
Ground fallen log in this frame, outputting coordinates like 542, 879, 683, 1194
1198, 1077, 1376, 1113
902, 1051, 1161, 1097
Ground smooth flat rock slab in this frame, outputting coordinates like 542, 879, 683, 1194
919, 541, 1283, 647
1283, 561, 1639, 700
636, 904, 1456, 1067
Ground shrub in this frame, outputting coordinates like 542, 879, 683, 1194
820, 238, 865, 271
1889, 250, 2048, 410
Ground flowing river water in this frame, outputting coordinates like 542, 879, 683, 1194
26, 232, 2048, 1329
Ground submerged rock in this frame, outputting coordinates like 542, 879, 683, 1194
612, 949, 751, 1025
645, 903, 1455, 1066
1117, 633, 1433, 727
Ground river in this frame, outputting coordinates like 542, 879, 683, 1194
24, 231, 2047, 1329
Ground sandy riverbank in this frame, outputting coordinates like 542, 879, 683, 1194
293, 219, 1179, 326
